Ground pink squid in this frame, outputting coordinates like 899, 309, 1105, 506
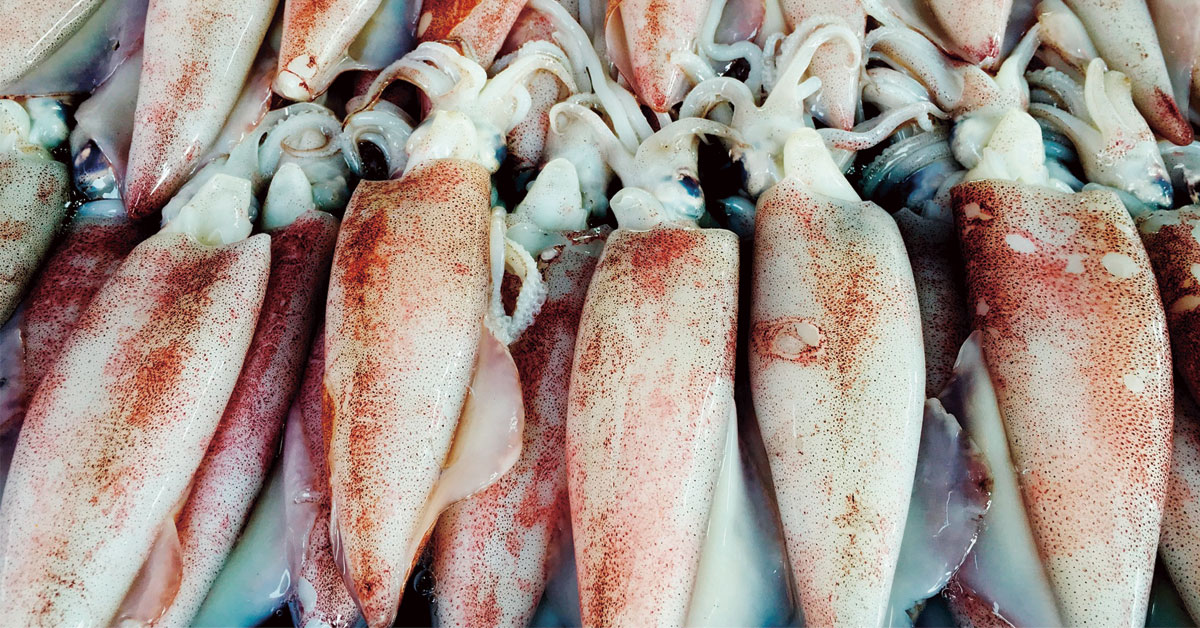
952, 110, 1173, 625
777, 0, 866, 130
324, 41, 573, 628
868, 0, 1014, 68
0, 174, 271, 625
417, 0, 529, 67
604, 0, 711, 112
124, 0, 278, 219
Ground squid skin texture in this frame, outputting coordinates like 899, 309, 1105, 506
418, 0, 528, 67
567, 226, 739, 628
749, 181, 924, 628
0, 154, 70, 326
0, 231, 270, 626
324, 160, 491, 628
157, 210, 339, 626
605, 0, 710, 112
953, 180, 1172, 627
432, 230, 607, 628
1138, 208, 1200, 402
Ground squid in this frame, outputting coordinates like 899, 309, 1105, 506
323, 40, 574, 628
417, 0, 529, 68
146, 105, 347, 627
561, 115, 742, 626
865, 0, 1014, 68
774, 1, 866, 131
1037, 0, 1193, 145
1158, 388, 1200, 623
275, 0, 419, 101
0, 173, 271, 625
0, 0, 107, 86
124, 0, 278, 219
282, 327, 361, 628
0, 99, 71, 326
604, 0, 712, 112
1027, 57, 1173, 209
952, 108, 1172, 625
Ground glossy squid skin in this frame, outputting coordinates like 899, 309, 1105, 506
288, 326, 361, 628
0, 0, 105, 86
432, 230, 606, 628
952, 180, 1172, 626
4, 209, 146, 435
1158, 390, 1200, 623
605, 0, 709, 112
1061, 0, 1193, 146
158, 210, 339, 626
566, 226, 738, 627
276, 0, 384, 101
893, 209, 967, 397
0, 231, 270, 625
124, 0, 278, 219
749, 181, 924, 628
0, 154, 69, 324
417, 0, 528, 67
324, 160, 491, 628
1138, 207, 1200, 401
499, 7, 566, 181
780, 0, 865, 131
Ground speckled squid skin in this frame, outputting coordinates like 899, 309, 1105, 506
276, 0, 384, 101
952, 180, 1172, 626
605, 0, 710, 112
1061, 0, 1193, 146
1158, 389, 1200, 622
291, 328, 361, 628
417, 0, 529, 67
893, 208, 967, 397
324, 160, 491, 628
779, 0, 865, 131
1138, 207, 1200, 401
499, 7, 566, 178
0, 154, 69, 324
432, 230, 607, 628
9, 211, 146, 435
748, 180, 924, 628
0, 0, 105, 86
158, 210, 339, 627
124, 0, 278, 219
566, 226, 739, 627
0, 230, 270, 626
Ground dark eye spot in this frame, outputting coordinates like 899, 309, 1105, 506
678, 174, 701, 197
357, 140, 390, 180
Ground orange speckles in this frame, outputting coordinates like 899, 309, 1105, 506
419, 0, 527, 67
751, 316, 824, 363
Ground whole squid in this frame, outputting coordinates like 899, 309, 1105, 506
953, 109, 1172, 625
0, 173, 271, 625
324, 40, 572, 628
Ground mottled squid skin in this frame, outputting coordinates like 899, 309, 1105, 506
0, 154, 69, 324
124, 0, 278, 219
780, 0, 865, 131
0, 0, 105, 86
0, 230, 270, 626
881, 0, 1011, 67
499, 7, 567, 179
417, 0, 529, 67
324, 160, 491, 628
749, 180, 924, 628
4, 208, 146, 435
1158, 389, 1200, 623
605, 0, 710, 112
952, 180, 1172, 626
893, 209, 967, 397
288, 327, 361, 628
157, 210, 339, 626
276, 0, 384, 101
566, 226, 739, 627
1061, 0, 1193, 145
1138, 207, 1200, 401
432, 230, 606, 628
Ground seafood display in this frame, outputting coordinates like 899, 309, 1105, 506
4, 0, 1200, 626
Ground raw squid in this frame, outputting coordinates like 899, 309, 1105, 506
867, 0, 1013, 67
604, 0, 712, 111
952, 109, 1172, 625
1156, 389, 1200, 624
124, 0, 278, 218
0, 174, 271, 625
417, 0, 529, 67
0, 0, 107, 86
324, 40, 572, 628
777, 0, 866, 130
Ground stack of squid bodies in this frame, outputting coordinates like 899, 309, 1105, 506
0, 0, 1193, 626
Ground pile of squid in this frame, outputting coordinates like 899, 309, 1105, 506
4, 0, 1200, 626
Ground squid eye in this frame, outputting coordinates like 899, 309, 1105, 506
677, 172, 701, 197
